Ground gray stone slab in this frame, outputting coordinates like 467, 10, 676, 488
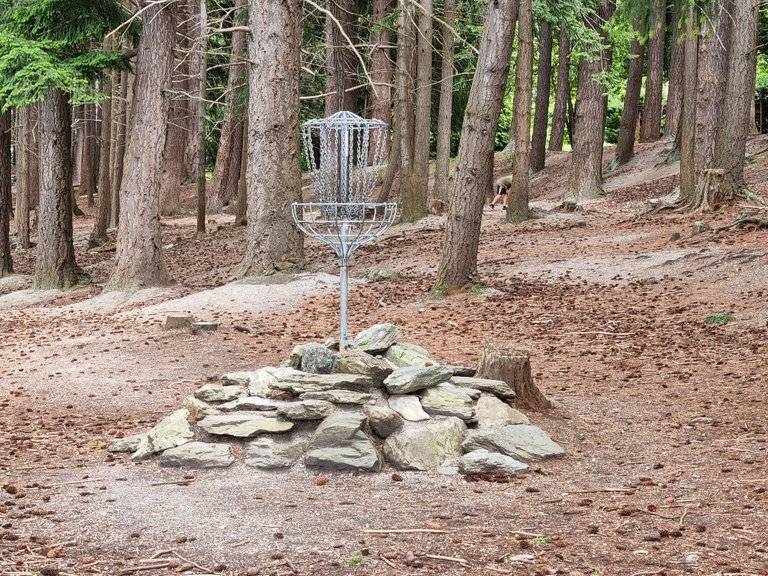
450, 376, 516, 399
383, 365, 454, 395
193, 384, 247, 403
363, 405, 403, 438
108, 433, 145, 453
462, 424, 564, 462
218, 396, 285, 412
276, 399, 335, 420
474, 394, 529, 428
245, 433, 309, 469
305, 413, 383, 471
420, 385, 475, 421
384, 342, 434, 368
197, 413, 294, 437
458, 449, 529, 474
383, 417, 466, 471
132, 409, 193, 461
335, 349, 393, 385
354, 323, 401, 352
159, 442, 235, 469
300, 389, 374, 405
388, 394, 430, 421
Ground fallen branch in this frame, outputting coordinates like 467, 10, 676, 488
509, 531, 548, 539
423, 554, 467, 564
562, 331, 633, 336
628, 568, 666, 576
50, 478, 104, 487
379, 554, 396, 568
148, 480, 191, 487
172, 551, 211, 573
118, 561, 177, 575
566, 488, 635, 495
362, 528, 448, 534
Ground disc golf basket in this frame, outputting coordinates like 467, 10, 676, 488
293, 111, 397, 348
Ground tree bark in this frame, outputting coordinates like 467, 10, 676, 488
717, 0, 759, 189
209, 0, 247, 213
397, 0, 419, 221
530, 19, 552, 173
409, 0, 433, 220
548, 28, 570, 152
639, 0, 665, 142
107, 0, 176, 291
433, 0, 518, 294
195, 0, 207, 234
241, 0, 304, 276
368, 0, 393, 158
183, 0, 203, 182
235, 111, 248, 226
324, 0, 358, 114
664, 0, 684, 138
14, 106, 34, 249
507, 0, 533, 223
476, 343, 552, 411
679, 4, 698, 204
111, 53, 132, 228
0, 108, 11, 276
613, 38, 644, 167
566, 1, 615, 205
432, 0, 456, 210
35, 90, 81, 289
81, 102, 99, 206
90, 74, 113, 246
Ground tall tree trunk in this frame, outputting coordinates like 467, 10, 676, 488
409, 0, 433, 219
639, 0, 665, 142
433, 0, 518, 294
530, 19, 552, 173
35, 90, 81, 289
507, 0, 533, 223
81, 102, 99, 206
664, 0, 684, 138
194, 0, 207, 234
717, 0, 759, 189
549, 28, 570, 152
679, 4, 698, 204
241, 0, 304, 276
566, 1, 615, 205
183, 0, 202, 182
111, 63, 131, 228
90, 74, 113, 245
324, 0, 358, 114
15, 106, 33, 249
235, 111, 248, 226
368, 0, 393, 158
397, 0, 418, 220
432, 0, 456, 209
0, 108, 11, 276
72, 104, 84, 189
107, 0, 177, 291
613, 38, 644, 166
209, 0, 247, 213
694, 0, 730, 178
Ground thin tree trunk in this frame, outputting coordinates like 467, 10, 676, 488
613, 38, 644, 167
368, 0, 393, 158
0, 108, 11, 276
72, 104, 84, 189
549, 28, 570, 152
90, 73, 113, 245
209, 0, 247, 213
377, 95, 402, 203
530, 19, 552, 173
397, 0, 418, 221
433, 0, 518, 294
81, 102, 99, 206
409, 0, 433, 220
679, 4, 698, 204
324, 0, 358, 114
507, 0, 533, 223
107, 0, 177, 290
15, 106, 32, 249
241, 0, 304, 276
664, 0, 684, 138
639, 0, 665, 142
195, 0, 207, 234
183, 0, 202, 182
35, 90, 81, 289
235, 112, 248, 226
566, 1, 615, 205
111, 63, 130, 229
432, 0, 456, 210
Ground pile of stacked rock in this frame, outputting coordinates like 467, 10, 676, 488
109, 324, 564, 474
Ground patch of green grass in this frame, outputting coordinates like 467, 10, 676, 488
347, 555, 367, 568
704, 312, 735, 325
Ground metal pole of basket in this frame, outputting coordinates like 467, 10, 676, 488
294, 112, 397, 349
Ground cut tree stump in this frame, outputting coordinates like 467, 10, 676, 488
475, 343, 552, 411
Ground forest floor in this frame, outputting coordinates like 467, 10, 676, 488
1, 140, 768, 576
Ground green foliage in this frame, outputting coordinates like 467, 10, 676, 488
347, 555, 367, 568
704, 312, 735, 325
0, 0, 129, 108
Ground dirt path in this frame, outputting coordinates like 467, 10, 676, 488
1, 143, 767, 576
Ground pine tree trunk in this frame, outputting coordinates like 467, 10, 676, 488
235, 112, 248, 226
639, 0, 665, 142
35, 90, 81, 289
15, 106, 32, 249
397, 0, 419, 221
90, 75, 113, 246
111, 63, 130, 229
567, 2, 615, 205
476, 343, 552, 411
613, 38, 644, 167
195, 0, 207, 234
507, 0, 533, 223
679, 5, 698, 204
324, 0, 358, 114
81, 102, 99, 206
530, 19, 552, 173
72, 105, 84, 189
409, 0, 432, 220
182, 0, 201, 182
107, 1, 176, 290
664, 0, 684, 138
433, 0, 518, 294
0, 108, 11, 276
432, 0, 456, 210
241, 0, 304, 276
368, 0, 393, 158
548, 28, 570, 152
209, 0, 247, 213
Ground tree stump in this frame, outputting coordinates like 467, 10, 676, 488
475, 343, 552, 411
691, 168, 726, 211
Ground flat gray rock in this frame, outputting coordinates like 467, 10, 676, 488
289, 343, 337, 374
197, 413, 294, 437
437, 382, 481, 400
221, 369, 278, 398
218, 396, 285, 412
183, 396, 221, 421
301, 389, 374, 405
193, 384, 247, 403
267, 367, 373, 394
451, 376, 516, 400
383, 417, 466, 471
276, 399, 335, 420
420, 385, 475, 421
354, 323, 401, 352
335, 349, 393, 385
159, 442, 235, 469
245, 433, 309, 469
384, 342, 434, 368
132, 409, 193, 461
388, 394, 430, 421
462, 424, 565, 462
458, 449, 529, 474
474, 394, 529, 428
305, 413, 383, 471
108, 433, 145, 453
363, 405, 403, 438
383, 365, 454, 395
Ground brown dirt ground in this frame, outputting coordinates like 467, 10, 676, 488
1, 140, 767, 576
